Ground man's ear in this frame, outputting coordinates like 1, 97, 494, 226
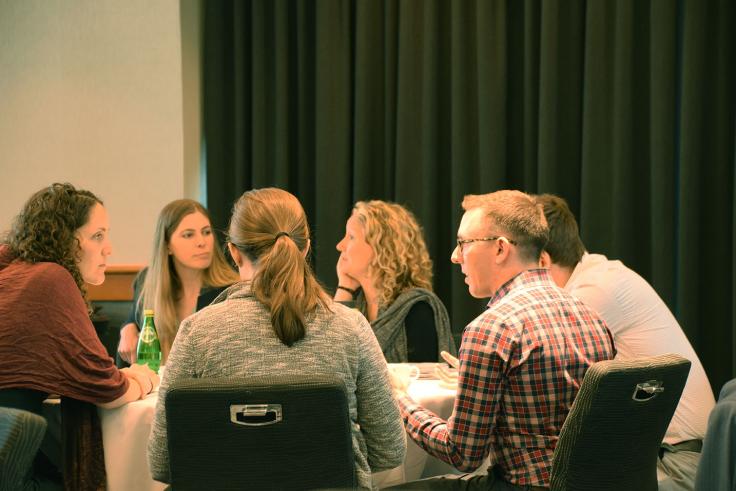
494, 237, 513, 264
227, 242, 242, 268
539, 250, 551, 268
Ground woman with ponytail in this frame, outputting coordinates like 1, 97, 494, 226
148, 188, 405, 488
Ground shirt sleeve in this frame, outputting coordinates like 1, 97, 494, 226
23, 264, 128, 404
397, 319, 512, 471
404, 301, 439, 362
122, 269, 147, 329
353, 313, 407, 471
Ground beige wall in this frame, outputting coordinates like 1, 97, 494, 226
0, 0, 200, 264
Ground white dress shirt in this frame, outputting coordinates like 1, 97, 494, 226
565, 253, 715, 444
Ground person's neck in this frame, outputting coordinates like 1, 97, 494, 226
359, 279, 381, 322
237, 257, 257, 282
549, 263, 574, 288
491, 262, 538, 295
175, 263, 204, 296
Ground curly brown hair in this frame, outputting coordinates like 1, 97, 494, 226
353, 200, 433, 307
4, 183, 102, 298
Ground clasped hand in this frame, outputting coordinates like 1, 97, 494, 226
121, 363, 160, 399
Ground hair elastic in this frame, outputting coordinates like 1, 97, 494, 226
274, 231, 291, 240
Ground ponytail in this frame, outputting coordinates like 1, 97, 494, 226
229, 188, 331, 346
251, 235, 310, 345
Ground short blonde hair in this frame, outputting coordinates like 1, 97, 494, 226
462, 190, 549, 262
353, 200, 433, 308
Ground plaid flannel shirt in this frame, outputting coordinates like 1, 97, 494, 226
397, 269, 615, 487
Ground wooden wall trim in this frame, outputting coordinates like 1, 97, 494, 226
87, 264, 144, 301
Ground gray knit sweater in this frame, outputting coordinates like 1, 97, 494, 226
147, 282, 406, 489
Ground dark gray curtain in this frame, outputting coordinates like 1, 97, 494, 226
203, 0, 735, 394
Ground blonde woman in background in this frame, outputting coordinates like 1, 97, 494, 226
148, 188, 405, 488
335, 200, 456, 363
117, 199, 238, 364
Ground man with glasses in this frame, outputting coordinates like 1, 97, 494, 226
536, 193, 715, 491
388, 190, 615, 490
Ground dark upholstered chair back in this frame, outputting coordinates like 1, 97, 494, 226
165, 374, 355, 490
550, 353, 691, 491
694, 378, 736, 491
0, 406, 47, 491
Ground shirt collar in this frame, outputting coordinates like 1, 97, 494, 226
211, 280, 253, 304
486, 268, 554, 308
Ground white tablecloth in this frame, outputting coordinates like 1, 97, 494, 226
98, 375, 458, 490
100, 393, 164, 491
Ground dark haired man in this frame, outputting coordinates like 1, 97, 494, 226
536, 193, 715, 491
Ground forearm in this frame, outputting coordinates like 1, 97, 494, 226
98, 367, 158, 409
97, 377, 141, 409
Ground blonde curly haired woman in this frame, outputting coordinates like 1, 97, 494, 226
335, 200, 456, 363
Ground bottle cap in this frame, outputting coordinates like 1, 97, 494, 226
143, 309, 154, 316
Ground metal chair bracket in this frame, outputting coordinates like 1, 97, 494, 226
632, 380, 664, 401
230, 404, 283, 426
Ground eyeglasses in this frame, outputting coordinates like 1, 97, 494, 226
455, 236, 517, 254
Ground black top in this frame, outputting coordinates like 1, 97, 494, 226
404, 301, 439, 362
123, 268, 229, 328
338, 298, 440, 363
117, 268, 230, 367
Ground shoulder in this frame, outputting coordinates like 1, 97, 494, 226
567, 255, 654, 312
406, 300, 433, 321
327, 301, 372, 330
568, 254, 631, 292
311, 302, 378, 348
5, 261, 88, 315
131, 267, 148, 293
29, 261, 81, 296
393, 287, 437, 304
135, 267, 149, 283
196, 284, 231, 310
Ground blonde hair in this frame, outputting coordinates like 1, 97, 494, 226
353, 200, 433, 308
462, 190, 549, 262
229, 188, 330, 346
140, 199, 238, 351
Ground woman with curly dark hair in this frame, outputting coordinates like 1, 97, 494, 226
0, 183, 158, 490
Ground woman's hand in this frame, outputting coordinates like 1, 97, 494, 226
336, 253, 361, 289
118, 323, 140, 364
120, 364, 160, 399
335, 253, 361, 300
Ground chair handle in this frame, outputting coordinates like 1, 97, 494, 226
632, 380, 664, 401
230, 404, 283, 426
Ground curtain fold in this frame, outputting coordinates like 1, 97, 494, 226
203, 0, 736, 392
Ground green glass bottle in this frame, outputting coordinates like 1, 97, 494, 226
136, 309, 161, 373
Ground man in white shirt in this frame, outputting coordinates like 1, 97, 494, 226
535, 194, 715, 491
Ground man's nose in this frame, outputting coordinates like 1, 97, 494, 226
450, 246, 462, 264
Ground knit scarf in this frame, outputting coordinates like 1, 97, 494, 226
368, 288, 457, 363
